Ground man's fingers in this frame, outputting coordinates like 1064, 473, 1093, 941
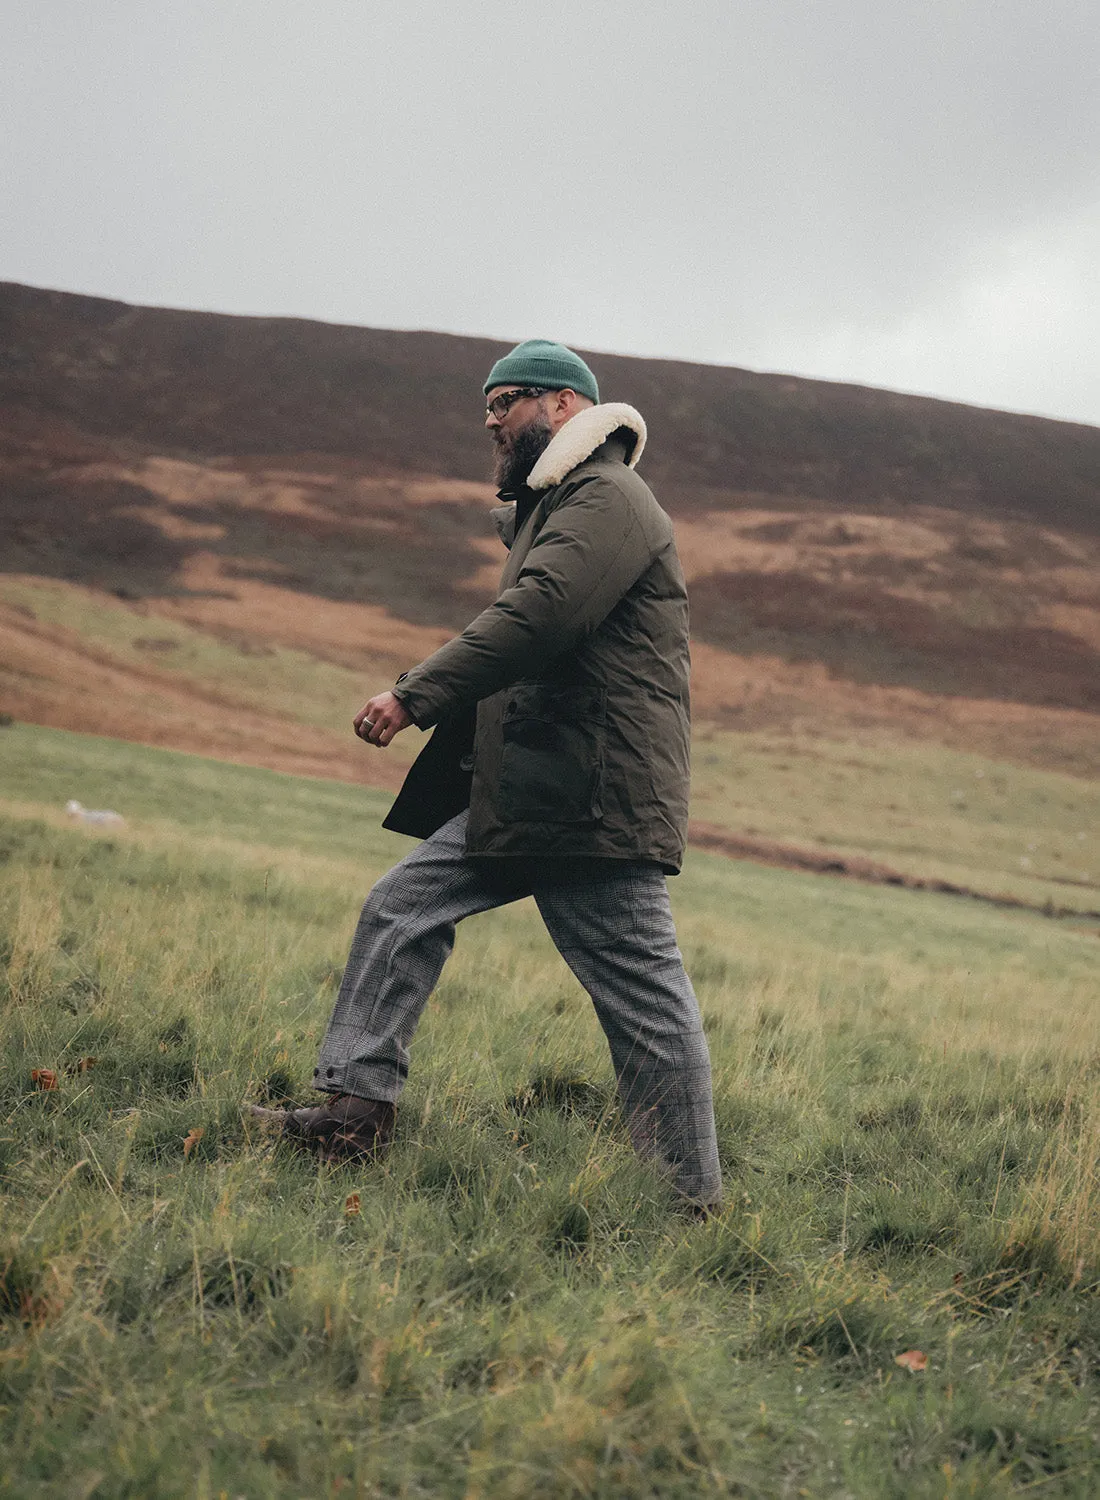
353, 690, 410, 747
358, 709, 393, 746
376, 712, 404, 746
354, 695, 387, 740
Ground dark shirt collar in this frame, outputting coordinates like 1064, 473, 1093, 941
497, 483, 540, 537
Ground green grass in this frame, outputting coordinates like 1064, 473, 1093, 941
2, 727, 1100, 1497
0, 575, 375, 733
692, 724, 1100, 915
0, 576, 421, 776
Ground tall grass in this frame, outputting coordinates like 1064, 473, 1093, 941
2, 727, 1099, 1496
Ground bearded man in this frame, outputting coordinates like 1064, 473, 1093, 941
250, 340, 722, 1210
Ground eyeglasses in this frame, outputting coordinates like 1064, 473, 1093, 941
485, 386, 548, 421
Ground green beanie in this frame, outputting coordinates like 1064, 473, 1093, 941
483, 339, 599, 404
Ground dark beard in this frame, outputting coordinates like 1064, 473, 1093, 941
492, 413, 552, 491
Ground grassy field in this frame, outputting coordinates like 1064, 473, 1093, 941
2, 724, 1099, 1497
690, 724, 1100, 917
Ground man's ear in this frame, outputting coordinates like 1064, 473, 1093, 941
548, 388, 589, 429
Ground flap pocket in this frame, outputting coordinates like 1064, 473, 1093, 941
499, 684, 606, 824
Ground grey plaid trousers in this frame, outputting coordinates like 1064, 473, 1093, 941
315, 812, 721, 1204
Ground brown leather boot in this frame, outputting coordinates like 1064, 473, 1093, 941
247, 1092, 395, 1163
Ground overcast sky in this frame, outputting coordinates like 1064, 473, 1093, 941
4, 1, 1099, 427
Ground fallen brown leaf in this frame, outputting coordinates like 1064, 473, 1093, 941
31, 1068, 59, 1091
344, 1192, 361, 1218
895, 1349, 928, 1373
63, 1056, 99, 1076
182, 1127, 205, 1160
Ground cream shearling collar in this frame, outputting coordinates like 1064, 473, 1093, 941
526, 403, 647, 491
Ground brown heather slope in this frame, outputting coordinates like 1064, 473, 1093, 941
1, 279, 1099, 788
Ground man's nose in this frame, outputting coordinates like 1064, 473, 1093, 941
485, 409, 500, 430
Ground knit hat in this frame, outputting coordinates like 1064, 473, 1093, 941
483, 339, 599, 404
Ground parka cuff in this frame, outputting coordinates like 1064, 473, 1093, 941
390, 675, 455, 731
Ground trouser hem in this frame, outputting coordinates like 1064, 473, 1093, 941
312, 1064, 403, 1105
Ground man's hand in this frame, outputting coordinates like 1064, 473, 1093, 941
354, 691, 413, 747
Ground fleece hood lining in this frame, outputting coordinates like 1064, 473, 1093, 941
526, 403, 647, 491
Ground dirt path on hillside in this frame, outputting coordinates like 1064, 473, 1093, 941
688, 821, 1100, 923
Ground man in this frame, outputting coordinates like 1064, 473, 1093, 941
250, 340, 722, 1209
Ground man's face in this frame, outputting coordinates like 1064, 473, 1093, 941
485, 385, 554, 491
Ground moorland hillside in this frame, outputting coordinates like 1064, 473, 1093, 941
2, 279, 1098, 784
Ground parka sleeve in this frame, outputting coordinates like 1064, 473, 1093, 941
393, 473, 662, 728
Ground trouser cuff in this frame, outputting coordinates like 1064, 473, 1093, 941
312, 1061, 404, 1104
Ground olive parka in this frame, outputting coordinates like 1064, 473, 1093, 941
384, 403, 692, 873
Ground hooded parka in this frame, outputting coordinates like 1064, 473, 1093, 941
385, 403, 691, 873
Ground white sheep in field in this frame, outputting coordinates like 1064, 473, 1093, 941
66, 800, 125, 826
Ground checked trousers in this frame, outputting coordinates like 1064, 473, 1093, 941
314, 812, 722, 1204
